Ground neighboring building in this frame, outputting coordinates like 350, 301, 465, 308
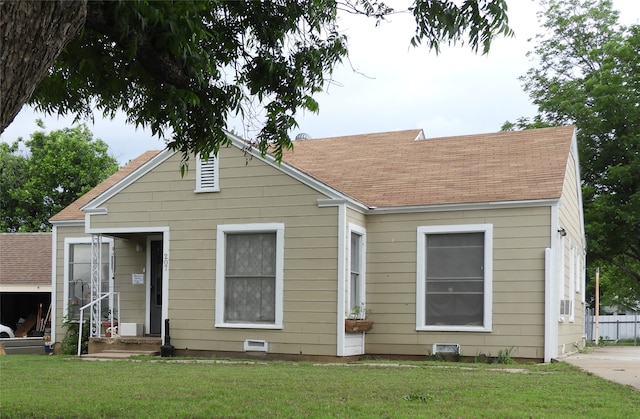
50, 126, 586, 362
0, 233, 52, 334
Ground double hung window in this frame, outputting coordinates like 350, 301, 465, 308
348, 224, 366, 317
416, 224, 493, 332
216, 224, 284, 328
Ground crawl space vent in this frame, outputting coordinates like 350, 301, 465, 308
432, 343, 460, 354
244, 339, 268, 352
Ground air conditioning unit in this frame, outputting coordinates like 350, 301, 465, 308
560, 299, 572, 316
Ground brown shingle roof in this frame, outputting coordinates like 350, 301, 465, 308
50, 150, 162, 222
282, 126, 574, 208
0, 233, 51, 285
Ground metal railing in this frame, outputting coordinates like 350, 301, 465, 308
77, 292, 120, 356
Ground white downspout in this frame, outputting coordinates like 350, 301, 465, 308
50, 226, 58, 345
545, 203, 561, 362
336, 203, 347, 356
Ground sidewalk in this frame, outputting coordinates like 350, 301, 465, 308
563, 346, 640, 390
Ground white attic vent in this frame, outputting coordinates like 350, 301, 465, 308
195, 153, 219, 192
432, 343, 460, 354
244, 339, 268, 352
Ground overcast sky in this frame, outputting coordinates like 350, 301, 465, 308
2, 0, 639, 164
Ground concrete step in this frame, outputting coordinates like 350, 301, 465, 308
88, 337, 161, 354
81, 349, 159, 360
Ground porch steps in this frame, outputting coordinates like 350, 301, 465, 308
81, 349, 159, 360
87, 336, 162, 358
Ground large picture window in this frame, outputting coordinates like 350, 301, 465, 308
416, 224, 493, 332
216, 224, 284, 328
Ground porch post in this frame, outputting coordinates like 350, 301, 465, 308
90, 234, 102, 337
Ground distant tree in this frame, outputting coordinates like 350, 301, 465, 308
0, 1, 513, 162
0, 122, 118, 232
505, 0, 640, 303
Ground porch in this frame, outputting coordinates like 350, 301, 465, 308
84, 336, 162, 359
69, 232, 167, 356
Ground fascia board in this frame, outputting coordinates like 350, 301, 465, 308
569, 128, 587, 249
49, 220, 85, 227
368, 198, 560, 215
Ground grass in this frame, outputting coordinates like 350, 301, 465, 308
1, 355, 639, 418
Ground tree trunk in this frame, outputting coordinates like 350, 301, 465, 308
0, 0, 87, 133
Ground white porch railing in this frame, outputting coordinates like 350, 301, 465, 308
77, 292, 120, 356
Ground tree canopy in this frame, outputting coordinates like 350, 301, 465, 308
0, 0, 512, 163
505, 0, 640, 307
0, 122, 119, 232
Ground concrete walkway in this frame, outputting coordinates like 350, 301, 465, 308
563, 346, 640, 390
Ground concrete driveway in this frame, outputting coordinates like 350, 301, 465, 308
563, 346, 640, 390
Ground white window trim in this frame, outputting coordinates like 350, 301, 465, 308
194, 153, 219, 193
63, 237, 114, 322
416, 224, 493, 332
347, 223, 366, 317
215, 223, 284, 329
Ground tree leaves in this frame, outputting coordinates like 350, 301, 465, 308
516, 0, 640, 297
24, 0, 510, 165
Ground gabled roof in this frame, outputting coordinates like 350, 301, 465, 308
50, 126, 575, 220
282, 126, 575, 208
0, 233, 51, 286
50, 150, 162, 222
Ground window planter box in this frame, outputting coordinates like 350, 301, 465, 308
345, 319, 373, 333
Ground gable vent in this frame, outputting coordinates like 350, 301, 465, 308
195, 153, 219, 192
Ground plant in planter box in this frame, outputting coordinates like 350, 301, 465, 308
345, 304, 373, 332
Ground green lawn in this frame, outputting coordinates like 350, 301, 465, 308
1, 355, 638, 418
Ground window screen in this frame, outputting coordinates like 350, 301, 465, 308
350, 232, 362, 312
224, 233, 276, 323
425, 232, 484, 326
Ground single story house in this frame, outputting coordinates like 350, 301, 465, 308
50, 126, 586, 362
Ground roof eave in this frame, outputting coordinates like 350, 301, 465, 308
367, 198, 561, 215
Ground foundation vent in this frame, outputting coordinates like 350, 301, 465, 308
244, 339, 268, 352
432, 343, 460, 354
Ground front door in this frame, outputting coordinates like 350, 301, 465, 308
149, 240, 163, 335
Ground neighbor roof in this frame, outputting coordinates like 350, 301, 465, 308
0, 233, 51, 285
50, 150, 162, 222
282, 126, 575, 208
